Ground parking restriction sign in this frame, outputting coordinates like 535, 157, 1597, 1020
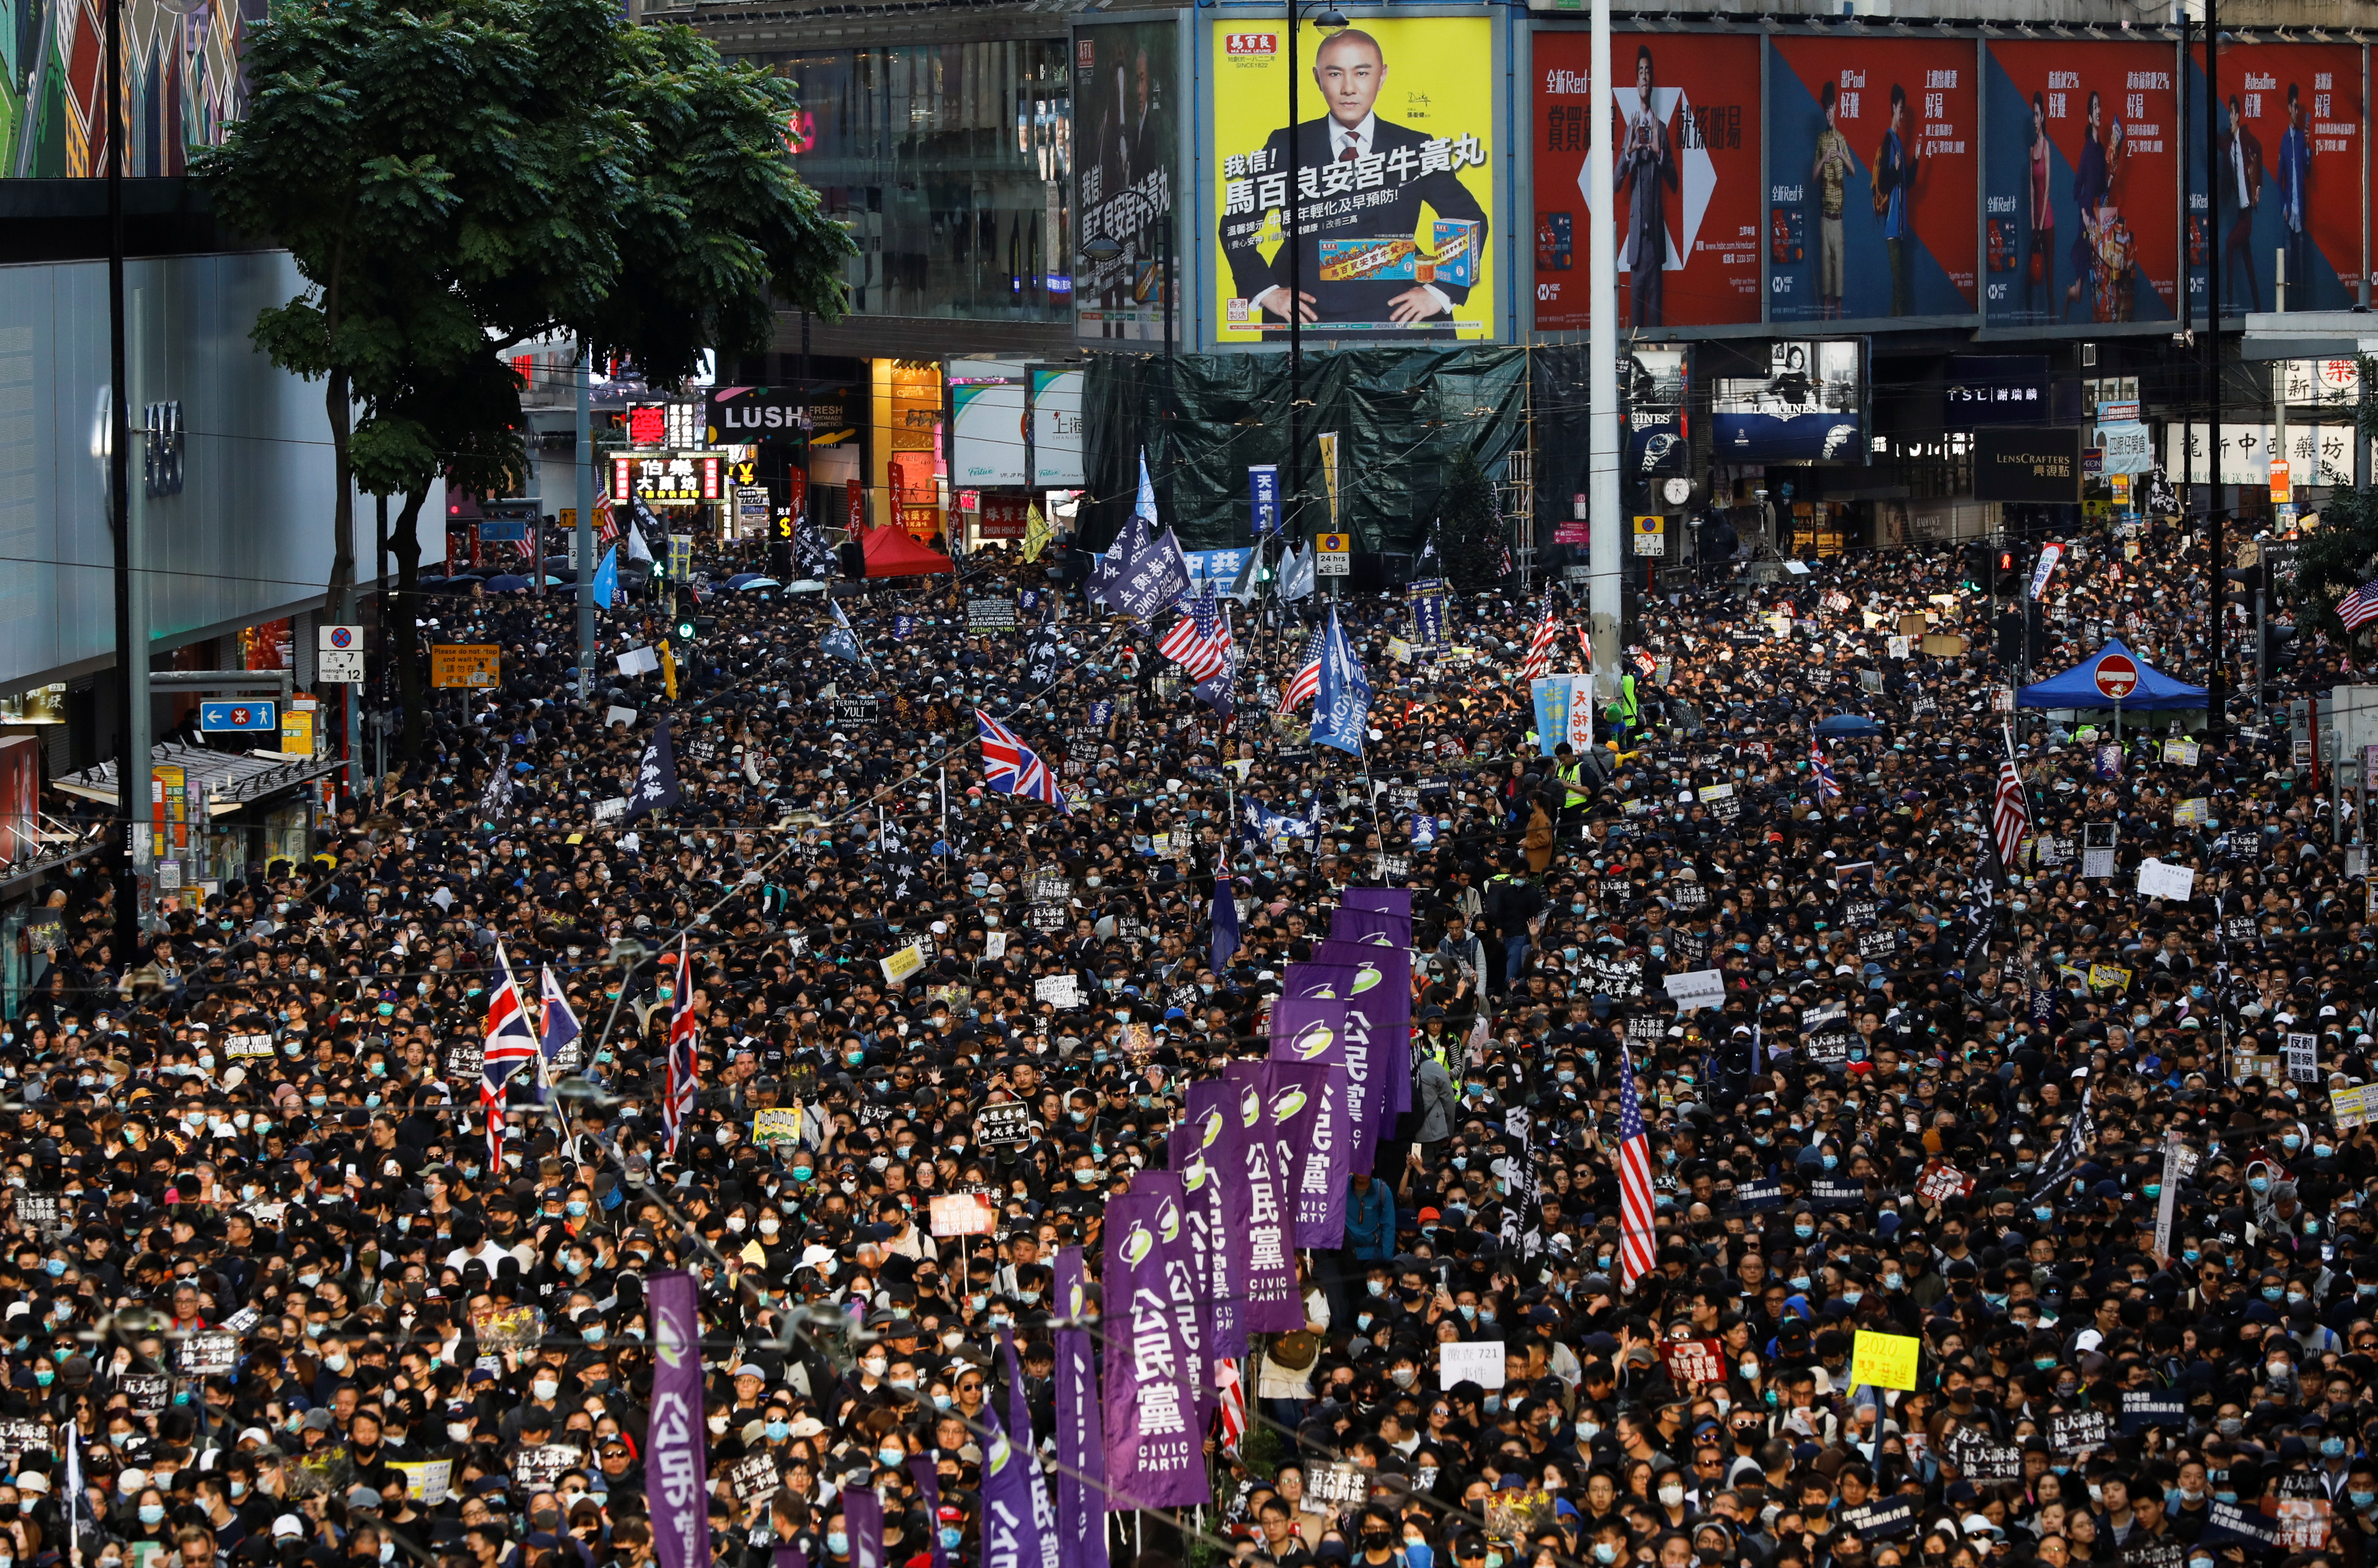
1316, 532, 1351, 576
318, 625, 364, 684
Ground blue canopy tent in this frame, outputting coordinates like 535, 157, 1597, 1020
1814, 713, 1884, 736
2016, 640, 2206, 737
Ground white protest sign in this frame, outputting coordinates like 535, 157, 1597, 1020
1663, 969, 1727, 1012
1439, 1340, 1506, 1391
1034, 974, 1083, 1009
2135, 859, 2197, 903
617, 646, 660, 677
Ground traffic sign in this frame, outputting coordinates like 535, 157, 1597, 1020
1315, 532, 1351, 576
318, 650, 365, 684
1633, 515, 1666, 557
2093, 652, 2140, 702
199, 701, 277, 733
321, 625, 362, 651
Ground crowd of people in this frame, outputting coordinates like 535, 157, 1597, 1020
3, 508, 2366, 1568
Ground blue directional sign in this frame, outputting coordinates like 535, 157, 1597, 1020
477, 520, 528, 543
200, 701, 277, 733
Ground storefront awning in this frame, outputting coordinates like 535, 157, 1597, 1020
55, 741, 344, 816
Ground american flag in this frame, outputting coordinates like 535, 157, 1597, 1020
1616, 1045, 1656, 1290
596, 500, 622, 546
2341, 581, 2378, 633
1519, 591, 1560, 682
1810, 735, 1840, 803
481, 947, 539, 1167
1278, 627, 1326, 713
1158, 581, 1233, 683
662, 936, 699, 1156
1992, 735, 2033, 871
975, 708, 1069, 813
1215, 1356, 1249, 1456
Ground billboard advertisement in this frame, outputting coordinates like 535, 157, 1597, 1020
2187, 43, 2363, 316
1533, 31, 1762, 330
1626, 347, 1689, 478
1767, 36, 1979, 323
1982, 41, 2181, 328
1974, 427, 2083, 502
950, 369, 1028, 489
1031, 369, 1087, 488
1711, 341, 1864, 462
1212, 15, 1499, 344
1076, 21, 1181, 342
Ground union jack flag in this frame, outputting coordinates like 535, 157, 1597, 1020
975, 708, 1068, 813
1811, 735, 1840, 803
481, 947, 539, 1168
1616, 1046, 1656, 1290
2341, 580, 2378, 633
1278, 627, 1326, 714
662, 936, 699, 1156
1158, 581, 1233, 684
1519, 589, 1560, 682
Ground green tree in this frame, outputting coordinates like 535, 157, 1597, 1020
2296, 353, 2378, 638
196, 0, 852, 753
1438, 451, 1505, 593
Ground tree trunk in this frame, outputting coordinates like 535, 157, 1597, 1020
393, 485, 429, 765
325, 369, 357, 624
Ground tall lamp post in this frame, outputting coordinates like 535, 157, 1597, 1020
1282, 1, 1347, 558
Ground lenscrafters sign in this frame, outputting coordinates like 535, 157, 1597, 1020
1974, 427, 2081, 504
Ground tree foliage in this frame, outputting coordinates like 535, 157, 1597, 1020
195, 0, 855, 739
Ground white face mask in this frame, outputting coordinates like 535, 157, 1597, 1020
531, 1379, 560, 1401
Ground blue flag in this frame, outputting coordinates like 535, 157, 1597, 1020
1112, 526, 1192, 622
624, 719, 680, 820
1211, 872, 1241, 975
1135, 448, 1158, 524
1310, 606, 1372, 755
892, 613, 917, 642
1090, 514, 1149, 609
592, 547, 619, 609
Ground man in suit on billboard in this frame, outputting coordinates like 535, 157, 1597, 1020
2222, 93, 2264, 313
2278, 82, 2312, 309
1221, 27, 1490, 332
1618, 44, 1678, 328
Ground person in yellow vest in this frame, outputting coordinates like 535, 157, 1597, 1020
1552, 742, 1592, 838
1604, 670, 1641, 746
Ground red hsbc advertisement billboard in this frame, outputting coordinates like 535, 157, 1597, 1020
1532, 31, 1763, 330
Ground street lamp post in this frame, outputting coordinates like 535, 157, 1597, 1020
1283, 1, 1347, 567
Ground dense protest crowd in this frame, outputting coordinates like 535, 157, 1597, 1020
4, 500, 2369, 1568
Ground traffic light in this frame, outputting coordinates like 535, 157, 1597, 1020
1960, 542, 1991, 592
1993, 549, 2021, 598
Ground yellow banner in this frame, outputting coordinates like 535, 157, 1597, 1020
1210, 17, 1497, 344
1849, 1330, 1921, 1391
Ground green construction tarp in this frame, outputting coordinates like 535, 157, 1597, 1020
1079, 346, 1529, 556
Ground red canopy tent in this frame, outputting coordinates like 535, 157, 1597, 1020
860, 524, 954, 577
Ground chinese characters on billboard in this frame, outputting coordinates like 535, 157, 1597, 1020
1076, 22, 1181, 342
1212, 16, 1499, 343
1767, 36, 1977, 323
2189, 42, 2363, 316
1982, 41, 2180, 327
1532, 31, 1761, 330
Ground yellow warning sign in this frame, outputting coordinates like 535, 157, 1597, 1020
1632, 515, 1666, 557
430, 645, 501, 689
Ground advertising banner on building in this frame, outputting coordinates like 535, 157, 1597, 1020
1974, 427, 2084, 502
1625, 347, 1689, 478
1533, 31, 1761, 330
1982, 40, 2181, 328
1212, 15, 1498, 344
1767, 35, 1978, 323
1076, 20, 1181, 342
2187, 42, 2363, 316
1710, 341, 1865, 462
1031, 368, 1088, 487
950, 367, 1028, 489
